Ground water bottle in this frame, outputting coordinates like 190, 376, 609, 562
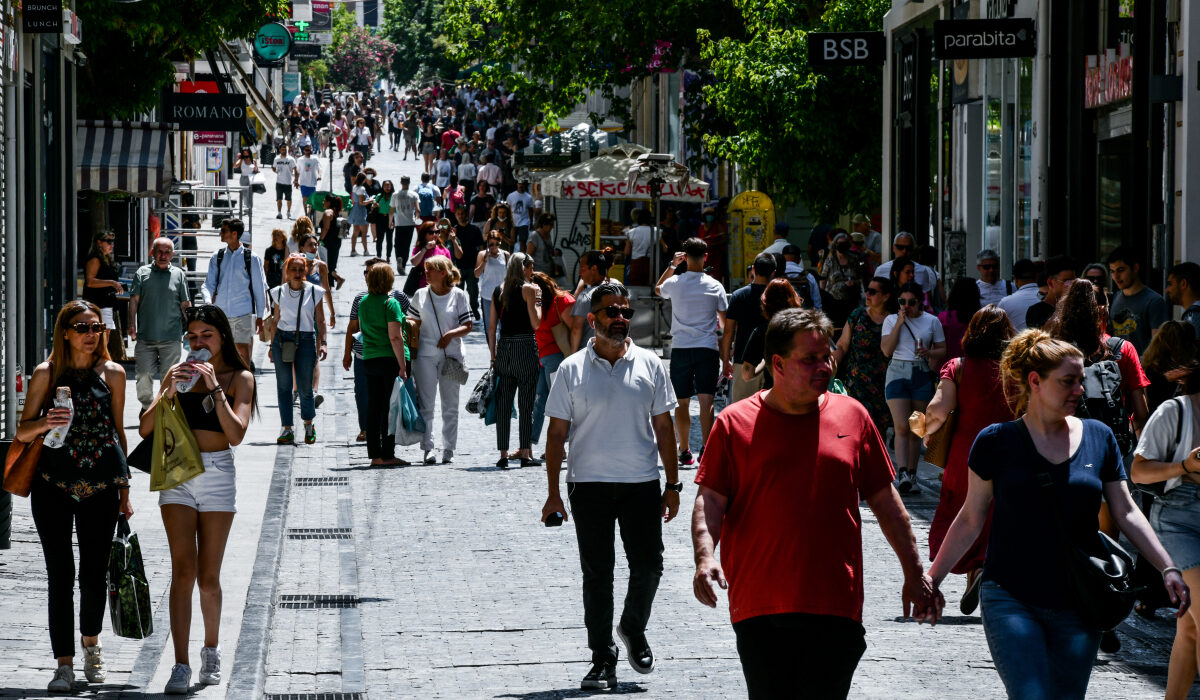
175, 348, 213, 394
43, 387, 73, 449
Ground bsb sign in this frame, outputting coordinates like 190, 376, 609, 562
933, 19, 1037, 60
808, 32, 886, 68
164, 93, 248, 132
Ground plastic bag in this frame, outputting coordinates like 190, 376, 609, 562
388, 377, 425, 446
107, 516, 153, 639
466, 368, 494, 416
149, 396, 204, 492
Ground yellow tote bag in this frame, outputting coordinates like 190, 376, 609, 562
149, 396, 205, 492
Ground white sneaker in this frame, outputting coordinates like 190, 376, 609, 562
164, 663, 191, 694
47, 665, 74, 693
199, 646, 221, 685
82, 640, 106, 683
423, 450, 437, 465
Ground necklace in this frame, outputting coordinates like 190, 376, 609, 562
287, 285, 304, 297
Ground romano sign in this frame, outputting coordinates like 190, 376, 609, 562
933, 18, 1036, 60
164, 93, 248, 131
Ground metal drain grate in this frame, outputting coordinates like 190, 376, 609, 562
286, 528, 352, 540
265, 694, 367, 700
294, 477, 349, 486
277, 594, 360, 609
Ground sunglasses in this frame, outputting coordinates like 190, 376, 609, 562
901, 298, 921, 307
487, 242, 500, 248
600, 306, 636, 320
69, 322, 106, 335
1086, 276, 1106, 285
894, 244, 912, 252
866, 288, 882, 296
978, 264, 998, 271
99, 238, 116, 244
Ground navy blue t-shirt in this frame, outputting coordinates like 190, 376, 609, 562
969, 418, 1126, 610
726, 283, 766, 363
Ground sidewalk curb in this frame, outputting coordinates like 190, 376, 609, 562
226, 442, 295, 700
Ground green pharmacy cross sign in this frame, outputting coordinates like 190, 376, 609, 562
293, 21, 310, 42
255, 22, 293, 62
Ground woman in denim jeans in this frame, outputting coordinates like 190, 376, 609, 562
1132, 368, 1200, 699
269, 254, 327, 444
930, 329, 1188, 699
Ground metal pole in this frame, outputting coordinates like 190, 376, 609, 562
652, 190, 661, 349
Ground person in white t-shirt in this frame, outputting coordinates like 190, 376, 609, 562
655, 237, 729, 466
271, 144, 299, 220
881, 282, 946, 492
506, 180, 534, 249
295, 144, 322, 216
434, 149, 454, 189
623, 209, 659, 286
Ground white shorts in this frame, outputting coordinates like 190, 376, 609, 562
158, 449, 237, 513
228, 313, 256, 345
100, 307, 116, 330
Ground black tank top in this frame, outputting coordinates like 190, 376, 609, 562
177, 390, 235, 433
494, 286, 534, 336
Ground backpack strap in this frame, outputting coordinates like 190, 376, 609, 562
243, 247, 256, 316
1006, 279, 1013, 295
213, 248, 226, 303
1105, 335, 1124, 361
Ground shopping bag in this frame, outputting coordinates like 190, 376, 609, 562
466, 368, 494, 416
483, 376, 516, 427
107, 515, 153, 639
387, 377, 425, 446
149, 396, 204, 492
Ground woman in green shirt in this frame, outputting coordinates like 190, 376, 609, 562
375, 179, 396, 260
359, 262, 410, 465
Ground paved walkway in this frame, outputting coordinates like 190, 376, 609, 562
0, 141, 1194, 698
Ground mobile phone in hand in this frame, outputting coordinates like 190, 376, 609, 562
545, 512, 564, 527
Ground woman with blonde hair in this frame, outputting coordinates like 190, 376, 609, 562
288, 216, 316, 253
19, 301, 131, 692
409, 255, 473, 464
930, 328, 1188, 699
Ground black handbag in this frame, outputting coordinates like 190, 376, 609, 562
1034, 466, 1143, 631
107, 515, 154, 639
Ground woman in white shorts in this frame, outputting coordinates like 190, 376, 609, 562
138, 304, 256, 695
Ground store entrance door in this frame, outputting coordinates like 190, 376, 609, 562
1097, 134, 1132, 260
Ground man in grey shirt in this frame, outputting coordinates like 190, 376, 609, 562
1108, 246, 1169, 354
526, 213, 556, 275
570, 250, 619, 353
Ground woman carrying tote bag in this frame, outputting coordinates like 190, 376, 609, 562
269, 254, 328, 445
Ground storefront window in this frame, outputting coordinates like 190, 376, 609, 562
981, 56, 1034, 263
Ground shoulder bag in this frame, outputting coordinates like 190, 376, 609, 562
923, 358, 962, 469
430, 291, 469, 385
3, 365, 53, 497
107, 515, 153, 639
277, 285, 307, 364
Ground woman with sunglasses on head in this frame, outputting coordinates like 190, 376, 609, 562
490, 253, 543, 468
834, 276, 895, 437
476, 232, 509, 360
82, 230, 126, 360
267, 254, 328, 445
138, 304, 256, 694
409, 221, 453, 290
881, 282, 946, 493
19, 301, 132, 693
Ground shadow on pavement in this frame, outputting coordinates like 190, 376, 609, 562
495, 683, 648, 698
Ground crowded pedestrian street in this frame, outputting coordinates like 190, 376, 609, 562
0, 143, 1193, 698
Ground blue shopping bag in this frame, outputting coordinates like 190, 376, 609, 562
388, 377, 426, 445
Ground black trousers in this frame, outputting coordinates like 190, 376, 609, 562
394, 226, 416, 270
31, 479, 121, 658
460, 267, 480, 314
364, 356, 400, 459
375, 225, 395, 260
568, 480, 664, 665
733, 612, 866, 699
323, 231, 343, 274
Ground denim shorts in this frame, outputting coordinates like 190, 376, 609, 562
884, 359, 935, 401
158, 449, 237, 513
669, 347, 720, 399
1150, 482, 1200, 571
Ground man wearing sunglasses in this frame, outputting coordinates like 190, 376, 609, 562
873, 232, 942, 307
130, 237, 192, 413
974, 249, 1012, 306
542, 282, 681, 691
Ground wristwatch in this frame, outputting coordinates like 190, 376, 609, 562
665, 482, 684, 493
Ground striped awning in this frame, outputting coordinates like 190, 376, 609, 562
76, 120, 177, 196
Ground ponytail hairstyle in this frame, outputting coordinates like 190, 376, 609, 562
423, 254, 462, 287
999, 328, 1083, 415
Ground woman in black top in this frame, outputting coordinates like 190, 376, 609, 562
83, 230, 124, 359
264, 228, 290, 290
17, 301, 131, 692
488, 252, 542, 468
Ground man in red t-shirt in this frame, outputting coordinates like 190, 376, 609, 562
691, 308, 942, 699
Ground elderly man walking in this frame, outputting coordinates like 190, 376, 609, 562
130, 237, 192, 414
541, 282, 681, 691
691, 308, 941, 699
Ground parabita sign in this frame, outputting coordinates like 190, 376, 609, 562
933, 19, 1037, 60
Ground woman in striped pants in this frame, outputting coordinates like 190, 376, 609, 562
488, 252, 543, 469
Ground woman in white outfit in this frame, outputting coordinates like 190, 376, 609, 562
409, 255, 473, 464
475, 232, 509, 357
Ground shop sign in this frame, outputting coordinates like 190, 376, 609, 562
283, 72, 301, 104
559, 179, 709, 202
180, 80, 220, 94
164, 92, 247, 131
308, 1, 332, 31
1084, 53, 1134, 109
291, 43, 322, 59
193, 131, 228, 146
21, 0, 62, 33
60, 9, 80, 45
933, 19, 1036, 60
254, 22, 292, 62
808, 32, 886, 68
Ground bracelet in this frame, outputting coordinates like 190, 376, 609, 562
1163, 566, 1183, 579
1184, 460, 1194, 474
207, 387, 224, 398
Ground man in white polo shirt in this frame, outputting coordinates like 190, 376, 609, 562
542, 282, 681, 692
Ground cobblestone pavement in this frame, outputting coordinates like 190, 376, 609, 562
1, 142, 1195, 698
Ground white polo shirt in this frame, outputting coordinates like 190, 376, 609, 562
545, 338, 678, 483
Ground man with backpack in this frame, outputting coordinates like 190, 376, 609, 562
202, 218, 269, 366
415, 172, 442, 224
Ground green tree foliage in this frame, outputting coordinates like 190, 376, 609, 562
384, 0, 458, 85
327, 4, 398, 92
702, 0, 889, 217
441, 0, 742, 126
301, 59, 330, 90
74, 0, 288, 118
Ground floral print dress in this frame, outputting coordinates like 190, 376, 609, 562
39, 368, 129, 501
842, 306, 892, 434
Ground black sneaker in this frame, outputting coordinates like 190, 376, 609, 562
896, 470, 913, 494
580, 662, 617, 690
1100, 629, 1121, 653
616, 624, 655, 674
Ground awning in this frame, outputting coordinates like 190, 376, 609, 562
76, 120, 176, 196
540, 143, 708, 203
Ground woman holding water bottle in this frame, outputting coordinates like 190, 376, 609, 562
139, 303, 256, 694
18, 300, 131, 693
881, 282, 946, 493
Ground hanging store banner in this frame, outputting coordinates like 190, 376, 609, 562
283, 72, 301, 104
933, 19, 1036, 60
164, 93, 248, 131
21, 0, 62, 33
1084, 52, 1134, 109
193, 131, 228, 146
808, 32, 886, 69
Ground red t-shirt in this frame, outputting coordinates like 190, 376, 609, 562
534, 293, 575, 358
695, 392, 896, 624
1100, 333, 1151, 396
